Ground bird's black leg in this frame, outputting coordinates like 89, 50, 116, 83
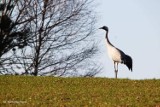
114, 62, 118, 79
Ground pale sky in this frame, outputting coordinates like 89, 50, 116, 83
95, 0, 160, 79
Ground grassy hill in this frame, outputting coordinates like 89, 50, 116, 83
0, 76, 160, 106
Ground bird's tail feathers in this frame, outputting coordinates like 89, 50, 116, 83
123, 54, 133, 71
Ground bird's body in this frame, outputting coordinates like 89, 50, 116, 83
100, 26, 132, 78
106, 43, 122, 63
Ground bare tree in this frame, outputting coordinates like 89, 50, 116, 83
0, 0, 32, 74
1, 0, 101, 76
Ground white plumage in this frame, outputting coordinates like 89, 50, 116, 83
107, 44, 122, 62
100, 26, 133, 78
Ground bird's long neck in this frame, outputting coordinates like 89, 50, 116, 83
105, 30, 113, 46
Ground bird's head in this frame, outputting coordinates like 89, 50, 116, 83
99, 26, 109, 32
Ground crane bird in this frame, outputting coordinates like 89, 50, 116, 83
99, 26, 132, 78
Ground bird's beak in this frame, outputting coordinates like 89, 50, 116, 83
99, 27, 103, 29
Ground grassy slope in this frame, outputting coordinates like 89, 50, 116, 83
0, 76, 160, 107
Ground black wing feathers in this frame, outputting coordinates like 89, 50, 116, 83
123, 54, 132, 71
116, 48, 133, 71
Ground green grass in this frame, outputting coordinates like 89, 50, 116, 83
1, 76, 160, 106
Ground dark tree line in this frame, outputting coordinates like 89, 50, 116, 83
0, 0, 101, 76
